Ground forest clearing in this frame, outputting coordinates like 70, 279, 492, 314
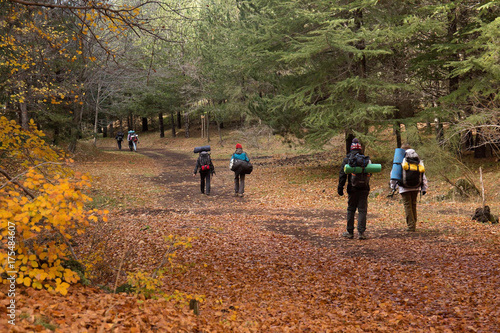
2, 129, 499, 332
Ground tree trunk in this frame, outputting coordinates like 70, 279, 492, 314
142, 117, 148, 132
474, 128, 487, 158
206, 114, 210, 143
184, 111, 190, 138
103, 120, 108, 138
127, 114, 132, 130
93, 84, 101, 146
217, 120, 223, 147
177, 111, 182, 129
171, 112, 176, 137
447, 2, 460, 93
394, 122, 402, 148
435, 117, 444, 143
345, 131, 355, 154
158, 112, 164, 138
19, 102, 28, 130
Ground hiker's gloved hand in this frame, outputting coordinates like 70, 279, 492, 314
422, 191, 426, 195
337, 187, 344, 196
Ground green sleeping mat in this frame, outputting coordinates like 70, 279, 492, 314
344, 164, 382, 174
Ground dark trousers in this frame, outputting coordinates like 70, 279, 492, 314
117, 140, 122, 149
401, 191, 419, 230
234, 173, 245, 194
200, 171, 211, 194
346, 189, 369, 234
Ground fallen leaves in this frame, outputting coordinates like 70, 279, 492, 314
4, 137, 499, 332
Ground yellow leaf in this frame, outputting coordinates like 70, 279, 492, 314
23, 277, 31, 287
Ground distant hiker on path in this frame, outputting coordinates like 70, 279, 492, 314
390, 148, 428, 232
231, 143, 251, 197
127, 130, 138, 152
193, 150, 215, 195
115, 131, 124, 150
338, 138, 371, 240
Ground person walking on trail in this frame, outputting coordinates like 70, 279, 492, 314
338, 138, 371, 240
193, 151, 215, 195
231, 143, 250, 197
127, 130, 138, 152
115, 131, 124, 150
390, 148, 428, 232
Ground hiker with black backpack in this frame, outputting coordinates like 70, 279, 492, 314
338, 138, 371, 240
230, 143, 251, 197
390, 148, 428, 232
193, 150, 215, 195
115, 131, 124, 150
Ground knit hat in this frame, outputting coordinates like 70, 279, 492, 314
236, 143, 242, 149
405, 149, 419, 159
350, 138, 362, 151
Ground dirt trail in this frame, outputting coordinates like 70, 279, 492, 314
134, 147, 346, 247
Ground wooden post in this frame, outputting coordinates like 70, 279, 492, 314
201, 115, 205, 138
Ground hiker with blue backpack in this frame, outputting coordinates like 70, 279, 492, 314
390, 146, 428, 232
338, 138, 371, 240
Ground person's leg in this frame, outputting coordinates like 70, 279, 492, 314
118, 140, 122, 149
200, 173, 205, 194
205, 172, 211, 195
234, 173, 239, 194
239, 174, 245, 195
409, 191, 419, 231
346, 191, 359, 234
401, 191, 416, 231
357, 190, 369, 235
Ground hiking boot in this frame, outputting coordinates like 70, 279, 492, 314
238, 193, 244, 197
358, 233, 367, 240
342, 232, 354, 239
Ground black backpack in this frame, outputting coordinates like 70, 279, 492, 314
400, 156, 423, 188
199, 152, 212, 172
351, 173, 370, 188
347, 152, 370, 189
348, 153, 370, 170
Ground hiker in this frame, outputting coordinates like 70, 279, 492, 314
231, 143, 250, 197
127, 130, 138, 152
338, 138, 371, 240
115, 131, 124, 150
193, 151, 215, 195
390, 148, 428, 232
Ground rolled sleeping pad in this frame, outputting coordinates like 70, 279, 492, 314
194, 145, 211, 153
390, 148, 406, 181
344, 164, 382, 174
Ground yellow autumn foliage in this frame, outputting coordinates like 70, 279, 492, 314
0, 116, 106, 295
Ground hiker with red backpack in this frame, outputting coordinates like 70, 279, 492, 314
390, 147, 428, 232
193, 150, 215, 195
338, 138, 371, 240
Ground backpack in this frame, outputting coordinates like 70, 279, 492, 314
351, 172, 370, 188
231, 158, 253, 174
400, 157, 424, 188
199, 152, 212, 172
348, 153, 370, 170
347, 152, 370, 189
